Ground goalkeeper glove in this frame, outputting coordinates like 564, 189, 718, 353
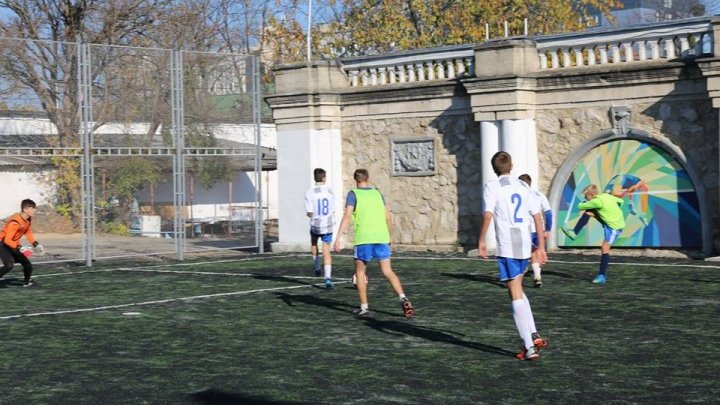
33, 241, 44, 253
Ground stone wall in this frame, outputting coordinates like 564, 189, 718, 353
341, 114, 481, 250
339, 98, 720, 252
536, 100, 719, 250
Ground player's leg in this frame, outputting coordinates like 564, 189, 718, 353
530, 233, 542, 287
502, 258, 539, 360
0, 244, 15, 278
310, 232, 321, 276
14, 251, 36, 287
321, 234, 333, 288
563, 211, 594, 240
376, 245, 413, 317
353, 245, 371, 317
593, 226, 621, 284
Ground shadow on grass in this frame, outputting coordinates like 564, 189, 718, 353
274, 292, 515, 358
442, 270, 574, 288
360, 318, 516, 358
252, 275, 323, 289
441, 273, 506, 288
688, 278, 720, 284
541, 270, 574, 279
273, 292, 402, 317
191, 388, 309, 405
0, 277, 24, 288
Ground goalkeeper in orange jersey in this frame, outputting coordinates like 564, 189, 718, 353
0, 199, 44, 287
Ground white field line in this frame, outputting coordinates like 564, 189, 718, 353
0, 282, 349, 321
32, 253, 720, 281
36, 268, 351, 280
34, 254, 311, 278
391, 256, 720, 269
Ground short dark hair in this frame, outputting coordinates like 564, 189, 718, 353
313, 168, 326, 182
353, 168, 369, 182
21, 199, 36, 210
491, 151, 512, 176
518, 174, 531, 186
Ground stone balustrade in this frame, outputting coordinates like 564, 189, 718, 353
341, 45, 474, 87
536, 16, 713, 69
340, 17, 716, 86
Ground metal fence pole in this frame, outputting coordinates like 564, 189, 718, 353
172, 50, 186, 260
79, 41, 95, 266
252, 55, 264, 253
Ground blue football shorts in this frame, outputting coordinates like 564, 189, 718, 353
354, 243, 391, 262
603, 225, 623, 244
497, 257, 530, 281
310, 231, 333, 244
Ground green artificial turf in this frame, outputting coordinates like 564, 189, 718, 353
0, 253, 717, 404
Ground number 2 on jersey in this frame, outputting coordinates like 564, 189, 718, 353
511, 193, 523, 223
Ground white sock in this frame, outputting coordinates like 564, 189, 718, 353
522, 294, 538, 336
512, 299, 534, 350
399, 293, 407, 301
360, 303, 369, 311
532, 262, 542, 279
324, 264, 332, 279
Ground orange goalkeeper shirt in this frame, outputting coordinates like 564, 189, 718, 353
0, 213, 37, 250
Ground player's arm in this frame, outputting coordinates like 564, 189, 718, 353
333, 204, 354, 252
578, 198, 602, 211
2, 221, 21, 251
24, 228, 43, 253
25, 227, 36, 244
543, 209, 553, 239
385, 206, 393, 247
477, 211, 493, 259
304, 194, 313, 218
477, 185, 494, 258
532, 212, 548, 264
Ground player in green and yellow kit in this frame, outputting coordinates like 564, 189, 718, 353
333, 169, 413, 318
577, 185, 625, 285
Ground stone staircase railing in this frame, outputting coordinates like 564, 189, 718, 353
535, 16, 714, 70
341, 45, 475, 87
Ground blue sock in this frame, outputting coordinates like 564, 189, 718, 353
599, 253, 610, 276
574, 213, 590, 234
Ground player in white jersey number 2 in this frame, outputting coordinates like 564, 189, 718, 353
304, 168, 335, 288
478, 151, 549, 361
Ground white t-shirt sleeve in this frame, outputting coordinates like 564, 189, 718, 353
527, 189, 541, 216
540, 193, 551, 213
482, 183, 496, 214
304, 190, 313, 214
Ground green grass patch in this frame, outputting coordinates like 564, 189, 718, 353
0, 253, 717, 404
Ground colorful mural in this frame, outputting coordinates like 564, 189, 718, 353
557, 139, 701, 248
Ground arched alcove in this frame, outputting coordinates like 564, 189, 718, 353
549, 129, 709, 252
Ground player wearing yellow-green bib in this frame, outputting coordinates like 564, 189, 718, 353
334, 169, 413, 318
577, 184, 625, 285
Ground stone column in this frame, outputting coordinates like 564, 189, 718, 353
480, 120, 499, 250
524, 119, 539, 183
266, 61, 345, 252
480, 121, 499, 185
499, 119, 528, 176
468, 38, 541, 254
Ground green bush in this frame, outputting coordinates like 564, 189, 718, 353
55, 204, 73, 219
99, 221, 130, 236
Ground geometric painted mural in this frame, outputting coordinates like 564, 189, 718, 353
558, 139, 702, 247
